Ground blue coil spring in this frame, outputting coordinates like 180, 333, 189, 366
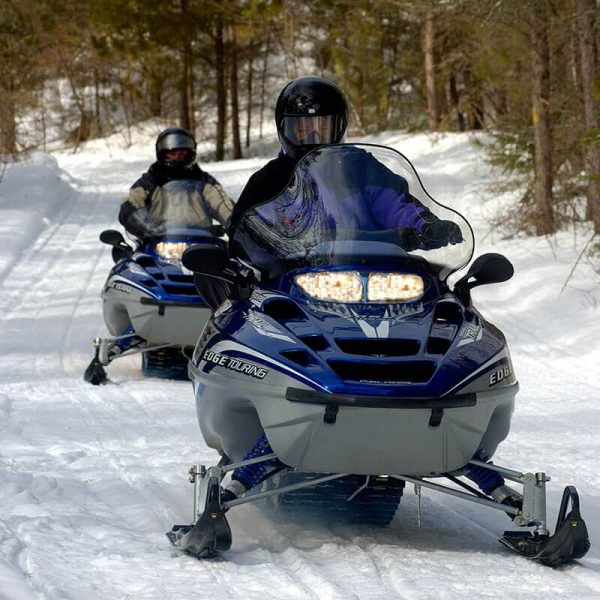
115, 324, 137, 350
232, 432, 282, 490
466, 451, 504, 495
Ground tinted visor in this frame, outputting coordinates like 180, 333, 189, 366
157, 132, 196, 152
282, 115, 345, 145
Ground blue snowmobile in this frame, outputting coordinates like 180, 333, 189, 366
169, 144, 590, 567
84, 180, 225, 384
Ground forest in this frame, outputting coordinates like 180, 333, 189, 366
1, 0, 600, 248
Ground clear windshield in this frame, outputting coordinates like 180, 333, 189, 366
157, 179, 213, 237
232, 144, 474, 278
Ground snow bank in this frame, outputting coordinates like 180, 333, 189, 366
0, 153, 79, 283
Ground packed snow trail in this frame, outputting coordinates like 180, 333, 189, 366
0, 131, 599, 600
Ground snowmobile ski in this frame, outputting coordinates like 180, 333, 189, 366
500, 485, 590, 567
167, 466, 232, 558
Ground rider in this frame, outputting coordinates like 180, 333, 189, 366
114, 127, 234, 356
229, 75, 462, 255
119, 127, 234, 239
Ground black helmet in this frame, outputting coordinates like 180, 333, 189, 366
275, 75, 348, 161
155, 127, 197, 170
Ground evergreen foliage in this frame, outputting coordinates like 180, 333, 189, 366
1, 0, 599, 244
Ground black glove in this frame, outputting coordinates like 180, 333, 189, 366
355, 228, 420, 252
128, 208, 166, 239
422, 219, 463, 247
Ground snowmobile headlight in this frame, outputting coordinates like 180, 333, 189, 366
295, 271, 363, 303
155, 242, 188, 263
367, 273, 424, 302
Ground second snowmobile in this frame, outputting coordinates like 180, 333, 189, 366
169, 144, 590, 567
84, 180, 225, 384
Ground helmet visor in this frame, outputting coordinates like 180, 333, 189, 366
157, 132, 196, 152
282, 115, 345, 146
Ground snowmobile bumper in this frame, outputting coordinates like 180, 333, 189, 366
258, 384, 516, 476
121, 296, 210, 346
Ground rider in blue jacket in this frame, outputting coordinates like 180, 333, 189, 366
229, 75, 462, 258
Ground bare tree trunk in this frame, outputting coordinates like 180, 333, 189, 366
0, 84, 18, 155
94, 68, 102, 137
215, 16, 227, 161
259, 33, 270, 140
179, 0, 194, 132
149, 72, 163, 118
463, 69, 484, 130
229, 26, 242, 159
120, 80, 133, 146
578, 0, 600, 232
246, 54, 254, 149
283, 1, 298, 78
531, 1, 555, 235
448, 75, 465, 131
423, 10, 439, 130
39, 81, 47, 151
65, 69, 90, 146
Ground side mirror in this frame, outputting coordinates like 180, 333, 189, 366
454, 253, 514, 304
100, 229, 127, 246
182, 243, 230, 276
100, 229, 133, 262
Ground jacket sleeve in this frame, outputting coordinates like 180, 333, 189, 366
201, 178, 235, 229
364, 155, 437, 232
118, 173, 157, 238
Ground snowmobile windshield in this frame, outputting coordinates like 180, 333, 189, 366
144, 179, 221, 264
155, 179, 216, 238
232, 144, 474, 279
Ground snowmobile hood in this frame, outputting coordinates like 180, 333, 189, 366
204, 272, 514, 398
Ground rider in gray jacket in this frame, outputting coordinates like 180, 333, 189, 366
119, 127, 233, 239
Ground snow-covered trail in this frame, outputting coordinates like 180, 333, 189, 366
0, 133, 599, 600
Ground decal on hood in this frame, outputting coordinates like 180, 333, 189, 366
250, 289, 280, 308
303, 303, 424, 339
245, 311, 295, 343
203, 349, 269, 379
109, 281, 133, 294
489, 364, 512, 387
457, 322, 483, 347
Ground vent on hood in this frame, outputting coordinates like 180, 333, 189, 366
136, 256, 155, 268
298, 334, 329, 351
433, 301, 462, 325
263, 298, 307, 323
328, 360, 436, 383
426, 337, 452, 355
161, 284, 198, 296
335, 338, 420, 357
167, 274, 194, 284
280, 349, 317, 368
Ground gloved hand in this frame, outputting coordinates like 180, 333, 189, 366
422, 219, 463, 247
143, 220, 167, 238
129, 208, 166, 239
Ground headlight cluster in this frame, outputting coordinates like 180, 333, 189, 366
295, 271, 363, 303
155, 242, 188, 263
295, 271, 425, 303
367, 273, 424, 302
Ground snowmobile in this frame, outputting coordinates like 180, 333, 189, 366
168, 144, 590, 567
84, 180, 226, 385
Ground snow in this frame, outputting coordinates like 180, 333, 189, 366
1, 127, 599, 599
